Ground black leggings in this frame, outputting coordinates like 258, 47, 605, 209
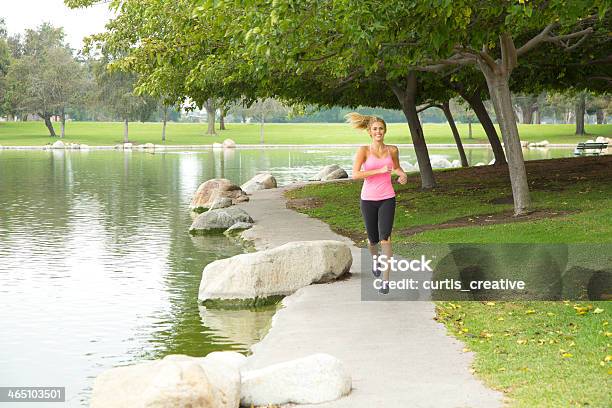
360, 197, 396, 245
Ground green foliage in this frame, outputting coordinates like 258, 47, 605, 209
93, 59, 156, 122
65, 0, 609, 120
3, 25, 85, 126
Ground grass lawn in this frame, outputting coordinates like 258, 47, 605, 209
0, 121, 610, 146
285, 156, 612, 407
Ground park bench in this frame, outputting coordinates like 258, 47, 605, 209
573, 142, 608, 156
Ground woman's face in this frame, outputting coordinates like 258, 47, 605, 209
368, 121, 386, 142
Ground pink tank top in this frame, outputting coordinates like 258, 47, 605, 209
360, 148, 396, 201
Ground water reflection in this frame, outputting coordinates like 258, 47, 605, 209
198, 305, 279, 352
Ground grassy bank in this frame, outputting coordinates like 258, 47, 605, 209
0, 121, 610, 146
285, 156, 612, 407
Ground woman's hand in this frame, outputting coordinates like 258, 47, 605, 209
397, 172, 408, 184
376, 166, 392, 174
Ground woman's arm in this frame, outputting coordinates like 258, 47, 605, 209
390, 146, 408, 184
352, 146, 390, 180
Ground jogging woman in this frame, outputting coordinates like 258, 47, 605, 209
348, 113, 408, 294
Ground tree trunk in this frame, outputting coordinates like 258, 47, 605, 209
596, 109, 604, 124
521, 105, 534, 124
389, 72, 435, 189
162, 106, 168, 142
481, 67, 531, 216
43, 114, 56, 137
461, 91, 507, 165
260, 116, 265, 144
60, 109, 66, 138
220, 110, 226, 130
476, 32, 531, 216
123, 118, 129, 143
468, 120, 473, 139
441, 101, 468, 167
204, 98, 216, 135
534, 108, 541, 124
575, 94, 585, 135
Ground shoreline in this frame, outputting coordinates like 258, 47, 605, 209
0, 143, 578, 150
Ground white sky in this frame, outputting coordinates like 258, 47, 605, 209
1, 0, 114, 50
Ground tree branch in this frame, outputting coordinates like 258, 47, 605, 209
517, 24, 594, 56
500, 32, 517, 73
516, 23, 558, 56
297, 50, 340, 62
416, 103, 436, 113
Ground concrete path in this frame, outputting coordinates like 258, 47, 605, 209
235, 184, 505, 408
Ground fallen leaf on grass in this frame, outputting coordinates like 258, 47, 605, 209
593, 308, 604, 314
574, 306, 589, 315
561, 353, 573, 358
517, 339, 528, 345
480, 331, 493, 339
525, 309, 536, 315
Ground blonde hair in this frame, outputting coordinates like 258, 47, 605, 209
344, 112, 387, 131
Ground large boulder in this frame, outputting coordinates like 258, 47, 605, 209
198, 353, 243, 408
241, 173, 277, 194
222, 139, 236, 148
189, 207, 254, 235
321, 168, 348, 181
310, 164, 343, 181
430, 157, 452, 169
528, 140, 549, 148
51, 140, 65, 149
190, 179, 249, 212
241, 354, 352, 406
198, 240, 352, 304
223, 221, 254, 236
209, 196, 233, 210
90, 354, 241, 408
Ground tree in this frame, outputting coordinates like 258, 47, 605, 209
4, 47, 84, 136
2, 23, 84, 136
575, 91, 588, 135
246, 98, 290, 144
0, 20, 11, 118
94, 60, 155, 142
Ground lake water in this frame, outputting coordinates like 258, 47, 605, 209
0, 146, 574, 406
